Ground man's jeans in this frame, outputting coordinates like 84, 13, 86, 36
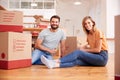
32, 49, 53, 64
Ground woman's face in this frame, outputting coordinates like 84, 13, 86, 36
84, 19, 94, 31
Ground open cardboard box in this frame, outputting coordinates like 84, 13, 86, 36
0, 5, 23, 32
63, 36, 77, 56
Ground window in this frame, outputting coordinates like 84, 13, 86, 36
21, 2, 31, 9
9, 0, 56, 9
9, 0, 20, 8
44, 2, 54, 9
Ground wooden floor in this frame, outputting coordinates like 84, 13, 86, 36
0, 54, 114, 80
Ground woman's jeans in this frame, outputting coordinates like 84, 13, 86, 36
60, 50, 108, 68
32, 49, 53, 65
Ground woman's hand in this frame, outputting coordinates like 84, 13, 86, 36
77, 44, 90, 51
79, 46, 86, 51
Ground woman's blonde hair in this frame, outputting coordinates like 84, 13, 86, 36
82, 16, 96, 34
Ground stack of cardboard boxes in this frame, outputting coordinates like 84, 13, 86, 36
0, 6, 32, 69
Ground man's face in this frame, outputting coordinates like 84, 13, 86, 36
50, 18, 60, 30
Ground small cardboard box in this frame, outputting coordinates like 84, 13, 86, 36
63, 36, 77, 56
0, 10, 23, 32
0, 32, 32, 69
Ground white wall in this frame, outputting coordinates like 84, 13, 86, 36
89, 0, 107, 36
56, 0, 90, 36
106, 0, 120, 38
56, 0, 90, 43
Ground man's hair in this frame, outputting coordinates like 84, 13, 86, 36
50, 15, 60, 22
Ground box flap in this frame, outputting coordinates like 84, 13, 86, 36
0, 5, 6, 10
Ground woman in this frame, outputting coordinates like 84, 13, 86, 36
41, 16, 108, 69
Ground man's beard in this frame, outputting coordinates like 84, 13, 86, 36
51, 25, 59, 30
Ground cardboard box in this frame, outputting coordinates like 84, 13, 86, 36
0, 32, 32, 69
0, 10, 23, 32
63, 36, 77, 56
115, 15, 120, 79
0, 5, 6, 10
0, 24, 23, 32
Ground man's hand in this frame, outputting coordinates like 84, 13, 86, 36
48, 48, 57, 55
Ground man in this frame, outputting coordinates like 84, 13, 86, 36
32, 15, 66, 65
